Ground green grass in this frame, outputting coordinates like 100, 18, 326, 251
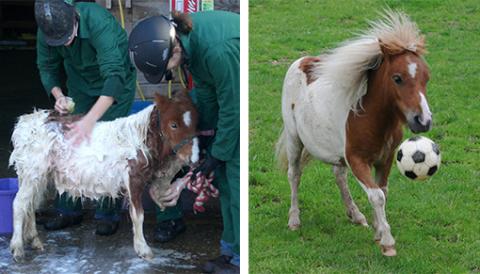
249, 0, 480, 273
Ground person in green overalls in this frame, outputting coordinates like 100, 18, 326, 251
129, 11, 239, 274
34, 0, 136, 235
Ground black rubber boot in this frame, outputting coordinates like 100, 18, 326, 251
154, 218, 186, 243
44, 212, 83, 230
95, 219, 120, 236
202, 255, 233, 273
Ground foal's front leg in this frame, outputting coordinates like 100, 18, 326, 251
347, 156, 396, 256
128, 179, 153, 260
332, 165, 368, 227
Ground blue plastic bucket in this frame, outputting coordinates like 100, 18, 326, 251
0, 178, 18, 234
129, 100, 153, 115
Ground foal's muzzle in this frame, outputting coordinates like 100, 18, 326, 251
408, 114, 432, 133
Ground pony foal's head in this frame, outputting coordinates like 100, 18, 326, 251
380, 47, 432, 133
154, 91, 199, 164
372, 11, 432, 133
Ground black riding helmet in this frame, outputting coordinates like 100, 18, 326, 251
35, 0, 77, 46
128, 16, 176, 84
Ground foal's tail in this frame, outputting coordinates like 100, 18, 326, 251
275, 129, 312, 172
275, 128, 289, 172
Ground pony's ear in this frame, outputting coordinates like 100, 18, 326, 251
173, 89, 189, 101
154, 93, 169, 109
378, 39, 391, 56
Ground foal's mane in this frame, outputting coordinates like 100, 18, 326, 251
312, 10, 426, 111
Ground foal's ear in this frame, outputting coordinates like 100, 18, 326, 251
378, 39, 391, 56
154, 93, 169, 110
173, 89, 189, 101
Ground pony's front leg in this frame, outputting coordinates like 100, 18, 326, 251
128, 179, 153, 260
347, 156, 396, 257
332, 165, 368, 227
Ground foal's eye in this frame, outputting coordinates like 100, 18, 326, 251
392, 74, 403, 85
170, 122, 178, 129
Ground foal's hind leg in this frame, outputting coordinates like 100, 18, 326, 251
24, 189, 46, 251
286, 134, 303, 230
10, 184, 34, 261
332, 165, 368, 227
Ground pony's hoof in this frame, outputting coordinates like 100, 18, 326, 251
31, 238, 44, 251
347, 210, 368, 227
137, 248, 154, 260
288, 223, 300, 231
381, 245, 397, 257
288, 217, 301, 230
11, 248, 25, 262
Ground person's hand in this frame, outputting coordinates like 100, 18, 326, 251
157, 177, 189, 207
55, 96, 70, 114
65, 117, 95, 146
191, 154, 223, 180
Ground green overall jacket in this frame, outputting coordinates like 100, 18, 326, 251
37, 2, 136, 121
179, 11, 240, 162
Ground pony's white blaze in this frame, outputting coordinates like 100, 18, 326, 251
191, 137, 199, 163
183, 111, 191, 127
419, 92, 432, 125
408, 62, 417, 78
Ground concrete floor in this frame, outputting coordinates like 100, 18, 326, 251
0, 49, 223, 273
0, 211, 222, 273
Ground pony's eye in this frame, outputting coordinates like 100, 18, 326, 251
392, 74, 403, 85
170, 122, 178, 129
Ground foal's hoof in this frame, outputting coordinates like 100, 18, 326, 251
288, 223, 300, 231
11, 248, 25, 262
347, 210, 368, 227
137, 249, 154, 260
381, 245, 397, 257
288, 218, 301, 230
31, 238, 44, 251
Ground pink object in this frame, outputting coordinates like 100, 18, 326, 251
0, 178, 18, 234
183, 171, 219, 213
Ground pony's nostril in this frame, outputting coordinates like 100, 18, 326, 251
414, 115, 422, 124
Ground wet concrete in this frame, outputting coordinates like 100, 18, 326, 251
0, 49, 223, 273
0, 211, 222, 273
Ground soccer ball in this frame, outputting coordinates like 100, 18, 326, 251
396, 136, 441, 181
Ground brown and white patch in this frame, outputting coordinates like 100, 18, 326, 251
299, 56, 322, 85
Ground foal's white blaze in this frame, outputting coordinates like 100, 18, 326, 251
419, 92, 432, 125
191, 137, 199, 163
183, 111, 191, 127
408, 62, 417, 78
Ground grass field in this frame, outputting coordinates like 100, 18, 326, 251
249, 0, 480, 273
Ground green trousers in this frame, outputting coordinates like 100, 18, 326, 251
217, 155, 240, 254
55, 192, 122, 221
155, 153, 240, 255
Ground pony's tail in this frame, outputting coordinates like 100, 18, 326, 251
276, 128, 313, 172
299, 148, 312, 171
275, 128, 288, 172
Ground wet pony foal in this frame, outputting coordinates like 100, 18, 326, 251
277, 11, 432, 256
9, 90, 199, 261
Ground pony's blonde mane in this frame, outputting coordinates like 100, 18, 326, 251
312, 10, 426, 111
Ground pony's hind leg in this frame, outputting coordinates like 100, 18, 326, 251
332, 165, 368, 227
286, 134, 304, 230
24, 187, 46, 251
347, 156, 396, 257
10, 183, 34, 261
